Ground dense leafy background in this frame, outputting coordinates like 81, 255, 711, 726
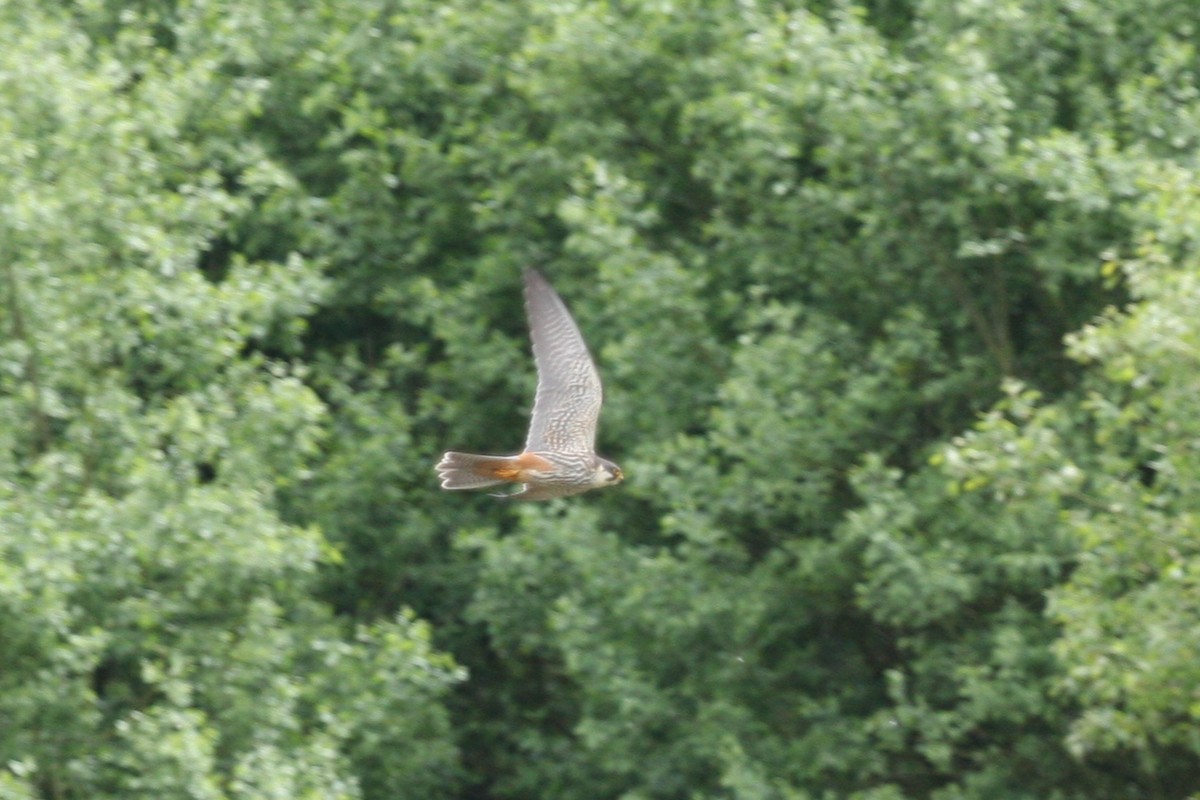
4, 0, 1200, 797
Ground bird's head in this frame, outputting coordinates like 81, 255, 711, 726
594, 458, 624, 487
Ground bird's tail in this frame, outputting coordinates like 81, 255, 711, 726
436, 452, 521, 490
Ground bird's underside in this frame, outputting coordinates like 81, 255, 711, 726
436, 450, 598, 500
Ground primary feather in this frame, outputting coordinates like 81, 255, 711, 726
522, 268, 604, 454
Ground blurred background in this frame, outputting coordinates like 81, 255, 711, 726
2, 0, 1199, 797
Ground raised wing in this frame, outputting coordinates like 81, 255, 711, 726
522, 268, 603, 454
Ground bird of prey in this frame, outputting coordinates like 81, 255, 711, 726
436, 268, 624, 500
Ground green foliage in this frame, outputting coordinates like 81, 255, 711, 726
0, 2, 460, 798
1049, 167, 1200, 786
7, 0, 1200, 798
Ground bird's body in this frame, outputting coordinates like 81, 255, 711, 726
436, 269, 623, 500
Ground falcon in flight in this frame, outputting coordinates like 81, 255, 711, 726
436, 269, 624, 500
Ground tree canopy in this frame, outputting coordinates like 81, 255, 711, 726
4, 0, 1200, 797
